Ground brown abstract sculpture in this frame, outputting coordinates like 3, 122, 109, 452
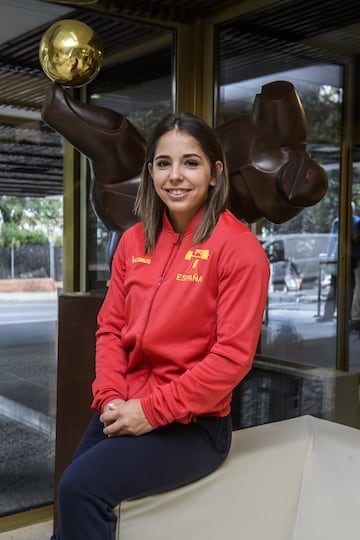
217, 80, 327, 224
41, 80, 328, 256
42, 84, 146, 234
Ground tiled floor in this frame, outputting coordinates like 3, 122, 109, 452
0, 520, 53, 539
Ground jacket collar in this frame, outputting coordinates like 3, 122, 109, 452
162, 205, 206, 237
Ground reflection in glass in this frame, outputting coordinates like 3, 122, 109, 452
350, 149, 360, 370
217, 64, 345, 371
216, 40, 360, 424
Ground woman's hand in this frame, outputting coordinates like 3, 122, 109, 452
100, 399, 153, 437
101, 399, 126, 428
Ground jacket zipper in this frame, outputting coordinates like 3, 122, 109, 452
140, 235, 181, 352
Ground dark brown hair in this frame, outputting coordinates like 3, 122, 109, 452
134, 112, 229, 253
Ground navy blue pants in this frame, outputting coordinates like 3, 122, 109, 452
51, 413, 232, 540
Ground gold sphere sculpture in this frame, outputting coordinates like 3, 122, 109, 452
39, 19, 103, 87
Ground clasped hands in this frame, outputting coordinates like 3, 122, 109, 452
100, 398, 153, 437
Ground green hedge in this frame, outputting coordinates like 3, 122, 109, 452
0, 223, 48, 247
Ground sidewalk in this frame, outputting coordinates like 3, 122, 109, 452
0, 278, 61, 294
0, 291, 58, 302
0, 414, 55, 517
0, 290, 58, 516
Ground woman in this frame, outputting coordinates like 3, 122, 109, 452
52, 113, 269, 539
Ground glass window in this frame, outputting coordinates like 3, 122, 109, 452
350, 147, 360, 370
216, 18, 359, 428
216, 64, 343, 371
0, 0, 69, 517
0, 197, 63, 517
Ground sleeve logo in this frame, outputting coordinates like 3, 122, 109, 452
132, 256, 152, 264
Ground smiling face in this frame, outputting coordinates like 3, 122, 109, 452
148, 129, 222, 234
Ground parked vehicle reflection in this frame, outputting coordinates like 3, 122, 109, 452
261, 234, 333, 292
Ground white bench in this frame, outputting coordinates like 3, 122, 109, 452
115, 415, 360, 540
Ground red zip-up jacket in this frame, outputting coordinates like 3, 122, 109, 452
92, 209, 269, 428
